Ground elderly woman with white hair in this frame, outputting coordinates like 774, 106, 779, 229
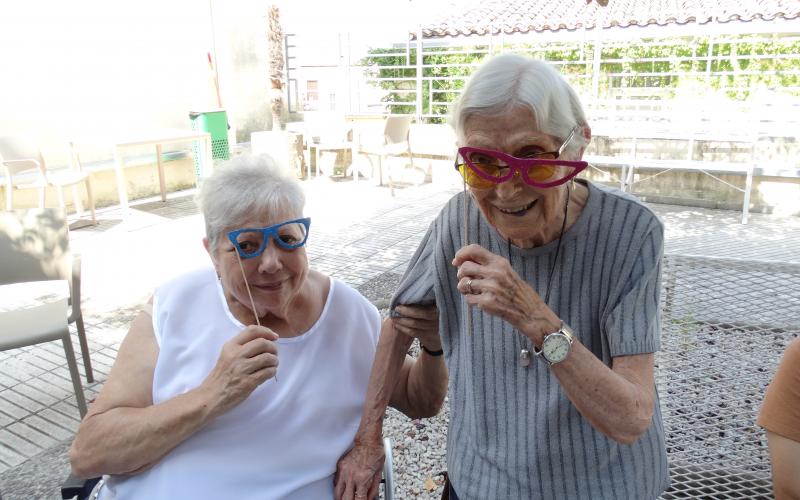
337, 54, 670, 499
69, 155, 444, 499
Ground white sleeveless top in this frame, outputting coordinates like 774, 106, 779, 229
100, 267, 380, 500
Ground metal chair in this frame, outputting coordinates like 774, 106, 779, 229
0, 136, 96, 224
61, 437, 396, 499
0, 209, 94, 385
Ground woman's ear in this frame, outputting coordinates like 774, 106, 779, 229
578, 124, 592, 158
203, 238, 220, 276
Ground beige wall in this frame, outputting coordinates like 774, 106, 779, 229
0, 158, 198, 211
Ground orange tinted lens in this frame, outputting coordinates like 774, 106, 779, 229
458, 164, 494, 189
470, 162, 502, 178
526, 164, 557, 182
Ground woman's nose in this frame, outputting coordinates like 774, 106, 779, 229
495, 171, 523, 199
257, 241, 283, 273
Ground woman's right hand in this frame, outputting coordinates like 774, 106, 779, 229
201, 325, 279, 417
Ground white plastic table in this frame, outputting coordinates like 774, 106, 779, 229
108, 129, 213, 213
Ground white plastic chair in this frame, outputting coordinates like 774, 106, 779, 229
357, 115, 416, 195
0, 136, 96, 224
0, 280, 87, 418
0, 209, 94, 388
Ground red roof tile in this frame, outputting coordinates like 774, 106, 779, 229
417, 0, 800, 38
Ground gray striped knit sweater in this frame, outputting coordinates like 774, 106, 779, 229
390, 180, 670, 499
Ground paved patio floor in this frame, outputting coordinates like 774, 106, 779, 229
1, 177, 798, 499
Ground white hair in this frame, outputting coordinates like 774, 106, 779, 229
196, 154, 305, 251
451, 54, 589, 154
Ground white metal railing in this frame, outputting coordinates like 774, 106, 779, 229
340, 31, 800, 122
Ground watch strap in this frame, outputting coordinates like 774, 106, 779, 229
421, 344, 444, 357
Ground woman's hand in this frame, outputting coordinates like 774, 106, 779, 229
452, 244, 560, 345
201, 325, 279, 418
334, 435, 385, 500
394, 304, 440, 352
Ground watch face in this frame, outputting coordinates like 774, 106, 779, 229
543, 334, 570, 363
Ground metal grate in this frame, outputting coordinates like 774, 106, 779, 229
210, 137, 229, 160
658, 254, 800, 499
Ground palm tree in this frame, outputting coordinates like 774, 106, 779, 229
267, 4, 284, 131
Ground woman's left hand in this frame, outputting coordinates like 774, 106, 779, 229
452, 244, 560, 344
394, 304, 440, 352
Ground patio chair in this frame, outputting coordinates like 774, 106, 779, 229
0, 136, 96, 224
356, 115, 416, 195
0, 209, 90, 418
0, 208, 95, 384
61, 437, 397, 499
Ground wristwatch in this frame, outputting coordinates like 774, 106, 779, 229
534, 322, 574, 365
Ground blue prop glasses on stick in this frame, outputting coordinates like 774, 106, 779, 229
225, 217, 311, 383
227, 218, 311, 259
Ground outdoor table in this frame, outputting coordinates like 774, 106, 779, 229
72, 129, 213, 216
110, 129, 213, 212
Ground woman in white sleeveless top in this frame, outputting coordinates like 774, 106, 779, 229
69, 154, 447, 500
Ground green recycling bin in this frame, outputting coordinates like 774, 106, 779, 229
189, 109, 230, 180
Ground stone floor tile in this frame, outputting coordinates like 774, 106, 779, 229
6, 422, 58, 450
50, 401, 81, 422
11, 384, 59, 408
0, 443, 27, 469
0, 428, 43, 458
0, 373, 19, 389
0, 389, 45, 414
38, 409, 80, 434
22, 415, 73, 442
0, 397, 34, 420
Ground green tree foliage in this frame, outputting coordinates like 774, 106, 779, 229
360, 35, 800, 120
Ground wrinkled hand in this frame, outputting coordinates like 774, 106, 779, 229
334, 436, 384, 500
453, 244, 560, 344
201, 325, 279, 418
394, 304, 441, 352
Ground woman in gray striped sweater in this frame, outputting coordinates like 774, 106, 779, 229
336, 54, 669, 500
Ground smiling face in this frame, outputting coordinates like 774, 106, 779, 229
462, 107, 584, 248
206, 210, 310, 324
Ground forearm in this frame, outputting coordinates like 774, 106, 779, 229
357, 320, 413, 437
766, 431, 800, 500
356, 319, 414, 441
70, 386, 215, 478
399, 349, 448, 419
551, 342, 655, 444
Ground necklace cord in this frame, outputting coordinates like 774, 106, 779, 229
544, 187, 570, 304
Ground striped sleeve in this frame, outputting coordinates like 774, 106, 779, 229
389, 222, 437, 315
603, 217, 664, 357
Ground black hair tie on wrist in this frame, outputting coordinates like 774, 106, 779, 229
421, 344, 444, 357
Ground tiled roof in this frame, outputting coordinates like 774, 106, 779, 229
417, 0, 800, 38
